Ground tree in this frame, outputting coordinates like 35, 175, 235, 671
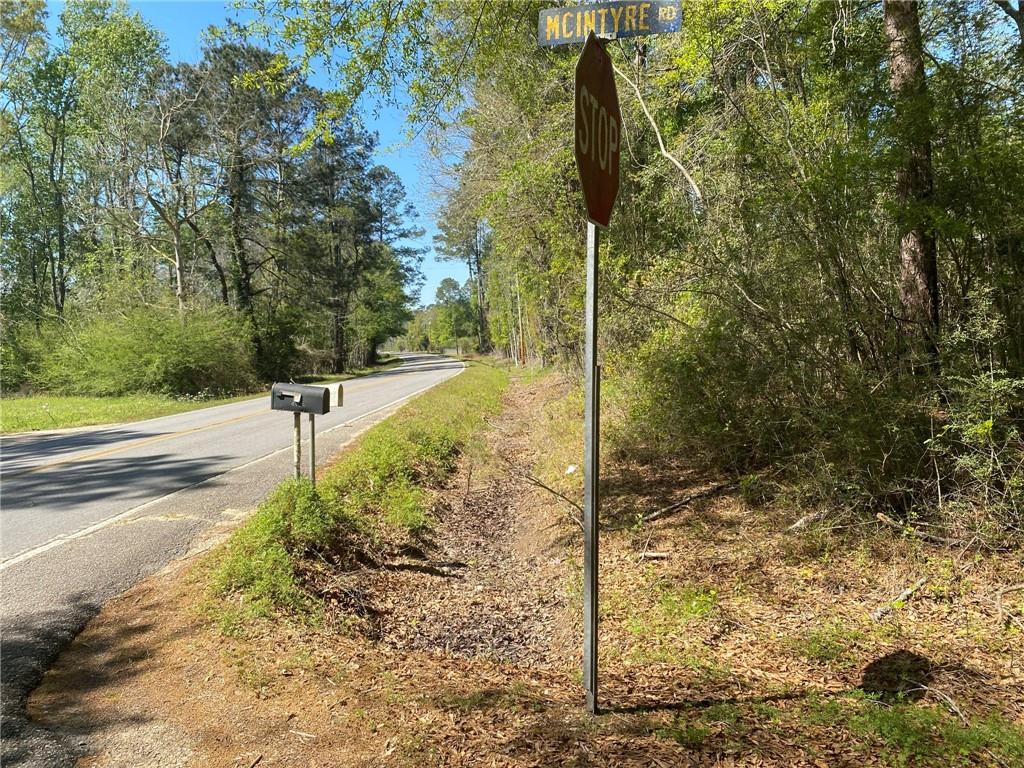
434, 277, 472, 354
143, 63, 217, 309
435, 194, 491, 352
884, 0, 940, 368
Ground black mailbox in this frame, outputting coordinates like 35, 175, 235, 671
270, 383, 330, 415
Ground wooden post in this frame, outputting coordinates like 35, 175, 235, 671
308, 413, 316, 487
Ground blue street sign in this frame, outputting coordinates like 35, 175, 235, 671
538, 1, 682, 48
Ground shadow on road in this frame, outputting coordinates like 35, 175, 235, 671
353, 360, 465, 380
2, 452, 232, 517
0, 589, 188, 767
0, 427, 169, 472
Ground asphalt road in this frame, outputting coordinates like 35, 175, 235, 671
0, 353, 463, 766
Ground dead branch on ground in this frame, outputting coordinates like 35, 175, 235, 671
497, 454, 583, 530
642, 481, 735, 523
871, 577, 929, 621
876, 513, 962, 546
996, 583, 1024, 632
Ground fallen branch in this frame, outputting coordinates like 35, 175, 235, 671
996, 583, 1024, 632
638, 551, 670, 560
642, 482, 734, 523
871, 577, 929, 621
909, 684, 968, 724
876, 513, 961, 546
499, 455, 583, 530
787, 510, 825, 531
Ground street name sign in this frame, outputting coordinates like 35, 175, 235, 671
575, 32, 621, 228
539, 1, 682, 47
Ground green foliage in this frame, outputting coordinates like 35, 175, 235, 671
211, 478, 336, 617
850, 700, 1024, 767
653, 692, 1024, 765
357, 0, 1024, 537
788, 621, 863, 665
319, 362, 505, 529
656, 720, 711, 748
37, 301, 258, 396
1, 4, 422, 393
626, 581, 718, 643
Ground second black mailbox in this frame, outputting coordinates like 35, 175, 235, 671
270, 383, 330, 415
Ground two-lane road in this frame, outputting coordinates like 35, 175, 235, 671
0, 353, 463, 766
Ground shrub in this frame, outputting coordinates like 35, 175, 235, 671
212, 479, 341, 615
37, 300, 257, 396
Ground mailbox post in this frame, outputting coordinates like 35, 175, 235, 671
294, 413, 302, 479
309, 413, 316, 486
271, 383, 339, 486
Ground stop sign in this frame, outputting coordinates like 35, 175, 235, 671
574, 32, 621, 228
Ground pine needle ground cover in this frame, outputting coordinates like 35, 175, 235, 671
30, 368, 1024, 767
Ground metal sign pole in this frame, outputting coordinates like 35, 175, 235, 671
293, 412, 301, 480
308, 413, 316, 487
583, 220, 600, 714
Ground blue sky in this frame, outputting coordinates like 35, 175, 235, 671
44, 0, 466, 306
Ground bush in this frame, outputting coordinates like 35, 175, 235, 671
619, 295, 1024, 539
37, 301, 257, 396
211, 479, 339, 615
0, 321, 61, 393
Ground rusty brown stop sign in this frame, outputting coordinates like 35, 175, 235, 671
575, 32, 621, 228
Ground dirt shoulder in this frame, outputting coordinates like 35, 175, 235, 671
29, 370, 1024, 767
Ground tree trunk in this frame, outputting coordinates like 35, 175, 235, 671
227, 139, 264, 368
884, 0, 940, 368
172, 224, 186, 311
332, 304, 347, 372
185, 218, 230, 304
471, 232, 490, 352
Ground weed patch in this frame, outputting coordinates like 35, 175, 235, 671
850, 698, 1024, 766
788, 620, 864, 665
625, 581, 718, 638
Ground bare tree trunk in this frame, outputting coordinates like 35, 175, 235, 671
184, 218, 229, 304
472, 229, 490, 353
172, 224, 186, 311
227, 140, 264, 370
516, 274, 527, 365
884, 0, 940, 368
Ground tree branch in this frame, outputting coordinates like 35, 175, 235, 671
611, 62, 704, 204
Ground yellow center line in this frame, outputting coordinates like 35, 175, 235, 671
3, 366, 425, 478
5, 407, 269, 477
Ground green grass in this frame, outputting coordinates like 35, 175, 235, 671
0, 358, 401, 433
851, 703, 1024, 766
209, 361, 509, 625
788, 620, 864, 665
652, 692, 1024, 765
625, 582, 718, 638
0, 392, 257, 434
